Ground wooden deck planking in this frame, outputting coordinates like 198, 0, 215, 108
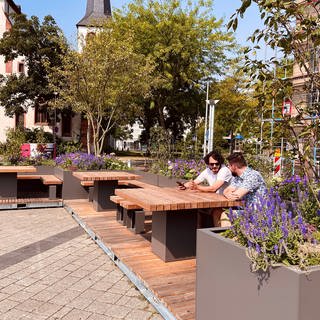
65, 199, 196, 320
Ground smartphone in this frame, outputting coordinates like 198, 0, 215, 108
176, 181, 185, 187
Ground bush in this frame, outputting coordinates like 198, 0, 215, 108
56, 141, 82, 155
55, 152, 129, 171
150, 158, 206, 180
225, 185, 320, 272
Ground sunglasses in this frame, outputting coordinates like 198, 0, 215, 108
208, 162, 220, 168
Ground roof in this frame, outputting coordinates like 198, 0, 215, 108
77, 0, 111, 27
7, 0, 21, 14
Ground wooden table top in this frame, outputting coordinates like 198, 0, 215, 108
115, 187, 242, 211
72, 171, 141, 181
0, 166, 37, 173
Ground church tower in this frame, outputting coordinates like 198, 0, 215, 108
77, 0, 112, 51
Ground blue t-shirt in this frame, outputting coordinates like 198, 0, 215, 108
230, 167, 267, 206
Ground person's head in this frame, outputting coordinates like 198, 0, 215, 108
203, 150, 224, 174
226, 152, 247, 175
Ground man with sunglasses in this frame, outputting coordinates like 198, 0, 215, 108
179, 150, 232, 195
179, 150, 232, 227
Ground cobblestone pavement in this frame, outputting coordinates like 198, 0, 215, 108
0, 208, 163, 320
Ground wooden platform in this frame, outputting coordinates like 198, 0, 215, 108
0, 197, 63, 209
65, 199, 196, 320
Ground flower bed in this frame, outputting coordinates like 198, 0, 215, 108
55, 152, 129, 171
223, 177, 320, 271
150, 159, 206, 180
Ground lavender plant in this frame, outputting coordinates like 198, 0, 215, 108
226, 190, 320, 272
150, 159, 206, 180
273, 176, 320, 229
55, 152, 129, 171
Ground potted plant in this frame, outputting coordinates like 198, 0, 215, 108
54, 152, 130, 199
196, 183, 320, 320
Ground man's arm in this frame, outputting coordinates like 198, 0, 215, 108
224, 185, 249, 200
192, 179, 225, 192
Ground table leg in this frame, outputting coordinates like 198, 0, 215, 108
0, 173, 17, 198
92, 180, 118, 211
151, 209, 198, 262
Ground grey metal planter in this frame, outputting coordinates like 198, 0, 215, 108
196, 228, 320, 320
54, 167, 89, 200
132, 170, 185, 187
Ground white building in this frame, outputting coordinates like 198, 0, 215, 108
0, 0, 82, 144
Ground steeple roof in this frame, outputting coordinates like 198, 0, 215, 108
77, 0, 111, 27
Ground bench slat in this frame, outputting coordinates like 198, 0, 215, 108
17, 174, 62, 185
120, 200, 142, 210
81, 181, 94, 187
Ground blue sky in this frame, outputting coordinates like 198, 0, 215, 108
15, 0, 263, 50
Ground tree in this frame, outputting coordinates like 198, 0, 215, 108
112, 0, 236, 141
228, 0, 320, 179
226, 0, 320, 217
51, 24, 153, 155
0, 13, 68, 117
211, 70, 258, 150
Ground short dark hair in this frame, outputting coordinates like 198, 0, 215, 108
227, 152, 247, 168
203, 150, 224, 165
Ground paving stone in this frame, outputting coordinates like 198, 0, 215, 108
103, 304, 131, 318
49, 289, 82, 305
61, 308, 92, 319
2, 307, 30, 319
9, 289, 35, 302
124, 309, 153, 320
32, 289, 58, 302
15, 298, 44, 312
0, 208, 162, 320
1, 283, 26, 295
50, 306, 73, 319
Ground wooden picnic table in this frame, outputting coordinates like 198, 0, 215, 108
0, 166, 37, 198
72, 171, 141, 211
115, 187, 241, 262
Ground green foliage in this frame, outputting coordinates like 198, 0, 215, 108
225, 190, 320, 272
1, 127, 54, 165
55, 152, 129, 171
272, 176, 320, 229
150, 158, 205, 179
113, 0, 236, 140
51, 21, 152, 156
56, 141, 82, 155
228, 1, 320, 181
245, 154, 273, 184
0, 13, 69, 116
2, 128, 26, 164
149, 127, 172, 161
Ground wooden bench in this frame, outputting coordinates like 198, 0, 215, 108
83, 179, 159, 203
110, 195, 145, 234
17, 174, 62, 200
118, 180, 160, 189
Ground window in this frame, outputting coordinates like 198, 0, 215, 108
61, 113, 72, 137
34, 106, 48, 124
18, 62, 24, 74
310, 48, 320, 73
15, 112, 24, 128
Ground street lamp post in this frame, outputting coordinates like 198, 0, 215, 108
205, 99, 219, 154
203, 82, 209, 156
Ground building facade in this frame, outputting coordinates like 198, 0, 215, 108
0, 0, 83, 144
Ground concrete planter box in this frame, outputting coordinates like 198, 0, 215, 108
54, 167, 89, 200
132, 170, 185, 187
35, 165, 55, 175
196, 228, 320, 320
